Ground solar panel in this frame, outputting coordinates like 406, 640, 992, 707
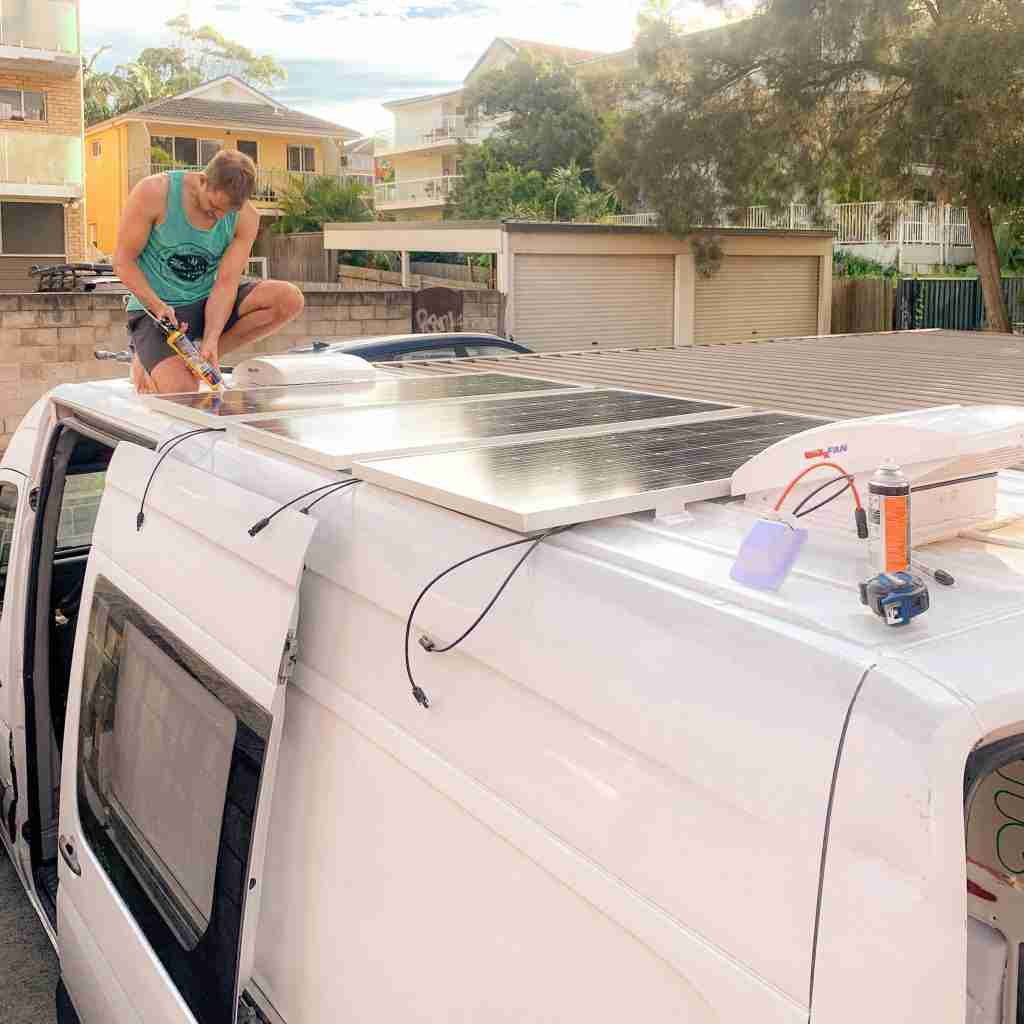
351, 413, 826, 532
145, 372, 584, 426
233, 390, 742, 469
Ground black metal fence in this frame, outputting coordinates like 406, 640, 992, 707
894, 277, 1024, 331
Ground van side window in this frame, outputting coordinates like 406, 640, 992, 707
76, 576, 272, 1024
56, 470, 105, 550
0, 482, 17, 611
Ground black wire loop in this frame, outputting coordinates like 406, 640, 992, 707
404, 526, 571, 709
137, 427, 226, 531
248, 478, 360, 536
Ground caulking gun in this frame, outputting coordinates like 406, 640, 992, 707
140, 307, 226, 393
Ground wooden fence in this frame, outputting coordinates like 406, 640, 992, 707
254, 231, 338, 283
410, 261, 492, 286
831, 277, 897, 334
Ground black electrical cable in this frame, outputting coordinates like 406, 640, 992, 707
404, 526, 571, 709
136, 427, 226, 531
248, 479, 356, 536
792, 474, 853, 519
300, 478, 360, 514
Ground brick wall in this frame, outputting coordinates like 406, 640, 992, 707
0, 68, 82, 136
0, 289, 415, 449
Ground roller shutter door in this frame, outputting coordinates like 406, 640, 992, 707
694, 256, 820, 345
514, 254, 675, 352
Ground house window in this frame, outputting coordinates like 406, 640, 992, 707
91, 140, 101, 158
88, 223, 97, 246
151, 137, 217, 167
0, 202, 64, 255
237, 140, 258, 165
199, 139, 221, 166
150, 135, 173, 165
0, 89, 45, 122
174, 137, 198, 166
287, 145, 315, 173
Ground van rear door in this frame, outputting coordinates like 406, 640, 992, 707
56, 441, 316, 1024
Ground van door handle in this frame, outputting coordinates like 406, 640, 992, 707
58, 834, 81, 877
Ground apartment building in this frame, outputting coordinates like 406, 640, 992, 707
86, 76, 360, 255
0, 0, 85, 290
375, 37, 611, 221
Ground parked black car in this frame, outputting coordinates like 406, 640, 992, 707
289, 333, 531, 362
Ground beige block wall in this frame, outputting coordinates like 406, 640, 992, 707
0, 288, 414, 450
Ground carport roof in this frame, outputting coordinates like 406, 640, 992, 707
323, 220, 834, 253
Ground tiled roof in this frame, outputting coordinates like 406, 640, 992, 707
501, 38, 608, 65
125, 96, 359, 138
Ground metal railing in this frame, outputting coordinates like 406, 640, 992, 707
0, 0, 77, 53
127, 163, 365, 200
386, 114, 505, 152
609, 200, 975, 249
0, 131, 81, 186
374, 175, 463, 206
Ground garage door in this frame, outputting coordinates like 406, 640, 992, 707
694, 256, 820, 345
514, 254, 675, 352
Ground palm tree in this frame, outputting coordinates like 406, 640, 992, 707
550, 160, 585, 220
275, 175, 374, 233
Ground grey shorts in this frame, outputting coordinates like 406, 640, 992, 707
127, 281, 258, 374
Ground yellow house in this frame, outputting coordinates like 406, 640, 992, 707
85, 76, 361, 255
376, 38, 610, 222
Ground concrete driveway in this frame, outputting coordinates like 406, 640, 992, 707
0, 850, 57, 1024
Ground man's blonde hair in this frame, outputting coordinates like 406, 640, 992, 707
204, 149, 256, 208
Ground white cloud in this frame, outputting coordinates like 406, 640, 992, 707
80, 0, 725, 135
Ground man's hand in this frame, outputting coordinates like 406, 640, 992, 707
200, 334, 220, 370
151, 302, 178, 328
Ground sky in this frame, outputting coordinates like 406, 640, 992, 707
80, 0, 722, 138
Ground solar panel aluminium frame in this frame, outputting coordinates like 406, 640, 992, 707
228, 390, 755, 471
142, 371, 592, 428
350, 411, 828, 533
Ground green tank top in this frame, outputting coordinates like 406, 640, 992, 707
125, 171, 239, 312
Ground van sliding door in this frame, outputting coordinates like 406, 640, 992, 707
56, 442, 316, 1024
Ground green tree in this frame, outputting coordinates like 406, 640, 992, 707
465, 56, 605, 179
275, 175, 373, 233
598, 0, 1024, 332
165, 16, 286, 90
84, 18, 284, 126
447, 146, 555, 220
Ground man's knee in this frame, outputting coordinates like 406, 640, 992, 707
272, 281, 304, 321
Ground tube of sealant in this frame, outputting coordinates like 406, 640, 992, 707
164, 327, 225, 392
141, 308, 225, 392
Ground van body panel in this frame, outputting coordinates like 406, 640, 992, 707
58, 884, 143, 1024
277, 482, 869, 1005
810, 659, 981, 1023
2, 379, 1023, 1022
57, 439, 315, 1024
258, 666, 808, 1024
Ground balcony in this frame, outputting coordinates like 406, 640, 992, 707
0, 0, 79, 75
381, 115, 506, 157
128, 164, 369, 207
374, 175, 462, 210
0, 131, 81, 197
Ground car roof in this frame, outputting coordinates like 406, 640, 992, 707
296, 333, 529, 355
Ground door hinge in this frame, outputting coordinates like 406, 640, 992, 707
277, 630, 298, 686
28, 487, 39, 511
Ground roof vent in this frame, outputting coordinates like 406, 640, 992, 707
230, 352, 377, 387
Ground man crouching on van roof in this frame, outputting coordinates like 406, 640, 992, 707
113, 149, 304, 394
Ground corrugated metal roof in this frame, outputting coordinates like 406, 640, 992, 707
374, 330, 1024, 421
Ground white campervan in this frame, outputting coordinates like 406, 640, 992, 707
1, 359, 1024, 1024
